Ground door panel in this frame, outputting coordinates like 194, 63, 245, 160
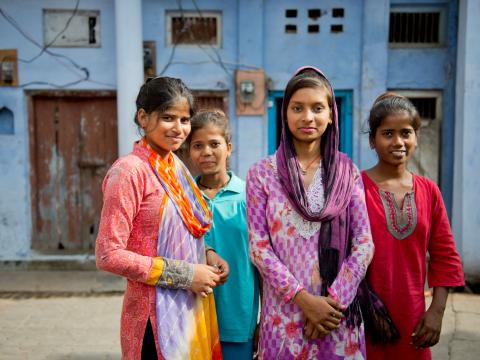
31, 95, 117, 251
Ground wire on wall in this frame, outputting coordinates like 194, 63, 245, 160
0, 1, 114, 88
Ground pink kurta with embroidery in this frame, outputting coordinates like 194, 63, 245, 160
246, 156, 374, 359
96, 144, 165, 360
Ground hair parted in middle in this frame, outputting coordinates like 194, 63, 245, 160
367, 92, 421, 140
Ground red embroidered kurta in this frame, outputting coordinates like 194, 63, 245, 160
362, 172, 464, 360
96, 144, 165, 359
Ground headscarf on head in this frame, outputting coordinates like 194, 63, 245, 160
276, 66, 399, 343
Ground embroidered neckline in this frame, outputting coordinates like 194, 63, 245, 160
271, 156, 325, 239
379, 189, 417, 240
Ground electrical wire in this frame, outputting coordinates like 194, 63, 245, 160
0, 2, 114, 88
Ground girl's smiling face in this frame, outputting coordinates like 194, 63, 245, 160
137, 97, 191, 157
189, 125, 232, 176
370, 112, 418, 166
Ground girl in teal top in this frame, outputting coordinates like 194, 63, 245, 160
188, 110, 260, 359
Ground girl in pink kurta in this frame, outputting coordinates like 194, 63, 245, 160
363, 92, 464, 360
246, 67, 374, 359
96, 77, 226, 360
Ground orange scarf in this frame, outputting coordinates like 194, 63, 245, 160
141, 138, 211, 238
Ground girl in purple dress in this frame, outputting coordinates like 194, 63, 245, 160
246, 67, 374, 359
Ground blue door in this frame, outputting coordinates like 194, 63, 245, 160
268, 90, 353, 157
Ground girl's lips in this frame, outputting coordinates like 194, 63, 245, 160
391, 150, 407, 157
299, 127, 316, 133
200, 161, 216, 166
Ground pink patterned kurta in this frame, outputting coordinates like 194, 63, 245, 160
96, 143, 166, 359
246, 156, 374, 359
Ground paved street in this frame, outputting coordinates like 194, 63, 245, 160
0, 271, 479, 359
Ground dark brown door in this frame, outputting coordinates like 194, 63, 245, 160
31, 94, 117, 251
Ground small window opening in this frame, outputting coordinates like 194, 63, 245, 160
88, 17, 97, 44
169, 12, 221, 46
308, 9, 322, 20
331, 24, 343, 33
0, 107, 14, 135
285, 9, 297, 18
308, 24, 320, 33
409, 97, 437, 120
389, 11, 441, 44
285, 24, 297, 34
332, 8, 345, 18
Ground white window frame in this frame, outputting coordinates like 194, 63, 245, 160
165, 11, 222, 48
43, 9, 101, 48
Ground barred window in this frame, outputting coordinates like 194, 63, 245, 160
167, 11, 221, 47
389, 8, 444, 47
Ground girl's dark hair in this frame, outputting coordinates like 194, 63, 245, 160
134, 76, 195, 129
188, 109, 232, 144
283, 69, 334, 117
368, 92, 421, 139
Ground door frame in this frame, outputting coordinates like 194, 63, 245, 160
267, 90, 353, 157
27, 90, 117, 252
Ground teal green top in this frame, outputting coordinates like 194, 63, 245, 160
199, 172, 259, 342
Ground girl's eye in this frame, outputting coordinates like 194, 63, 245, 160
292, 106, 302, 113
313, 106, 324, 113
160, 116, 172, 122
383, 131, 392, 137
192, 144, 202, 150
181, 118, 190, 124
402, 130, 413, 137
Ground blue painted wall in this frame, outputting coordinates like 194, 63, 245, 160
387, 0, 458, 215
0, 0, 116, 258
0, 0, 466, 264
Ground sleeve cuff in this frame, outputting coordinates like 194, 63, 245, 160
156, 258, 194, 290
146, 257, 165, 286
284, 283, 304, 304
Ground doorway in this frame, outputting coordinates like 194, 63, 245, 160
29, 92, 117, 252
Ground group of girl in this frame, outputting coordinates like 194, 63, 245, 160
96, 66, 464, 360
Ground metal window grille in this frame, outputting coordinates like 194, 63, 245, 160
409, 97, 437, 120
167, 12, 221, 46
389, 11, 441, 45
193, 91, 228, 113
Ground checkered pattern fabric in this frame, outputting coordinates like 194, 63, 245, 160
246, 156, 373, 359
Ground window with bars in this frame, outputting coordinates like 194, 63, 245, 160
394, 91, 442, 184
166, 11, 221, 47
409, 97, 437, 120
193, 91, 228, 113
389, 8, 444, 47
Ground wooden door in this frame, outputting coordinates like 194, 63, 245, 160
30, 94, 117, 251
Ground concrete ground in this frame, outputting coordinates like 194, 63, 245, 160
0, 271, 479, 359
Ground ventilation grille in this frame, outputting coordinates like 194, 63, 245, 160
389, 11, 441, 44
170, 14, 219, 46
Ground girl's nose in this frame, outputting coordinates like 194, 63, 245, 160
392, 135, 403, 145
202, 145, 213, 155
171, 119, 182, 133
303, 109, 315, 122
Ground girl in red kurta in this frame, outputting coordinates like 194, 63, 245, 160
363, 92, 464, 360
96, 77, 227, 360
